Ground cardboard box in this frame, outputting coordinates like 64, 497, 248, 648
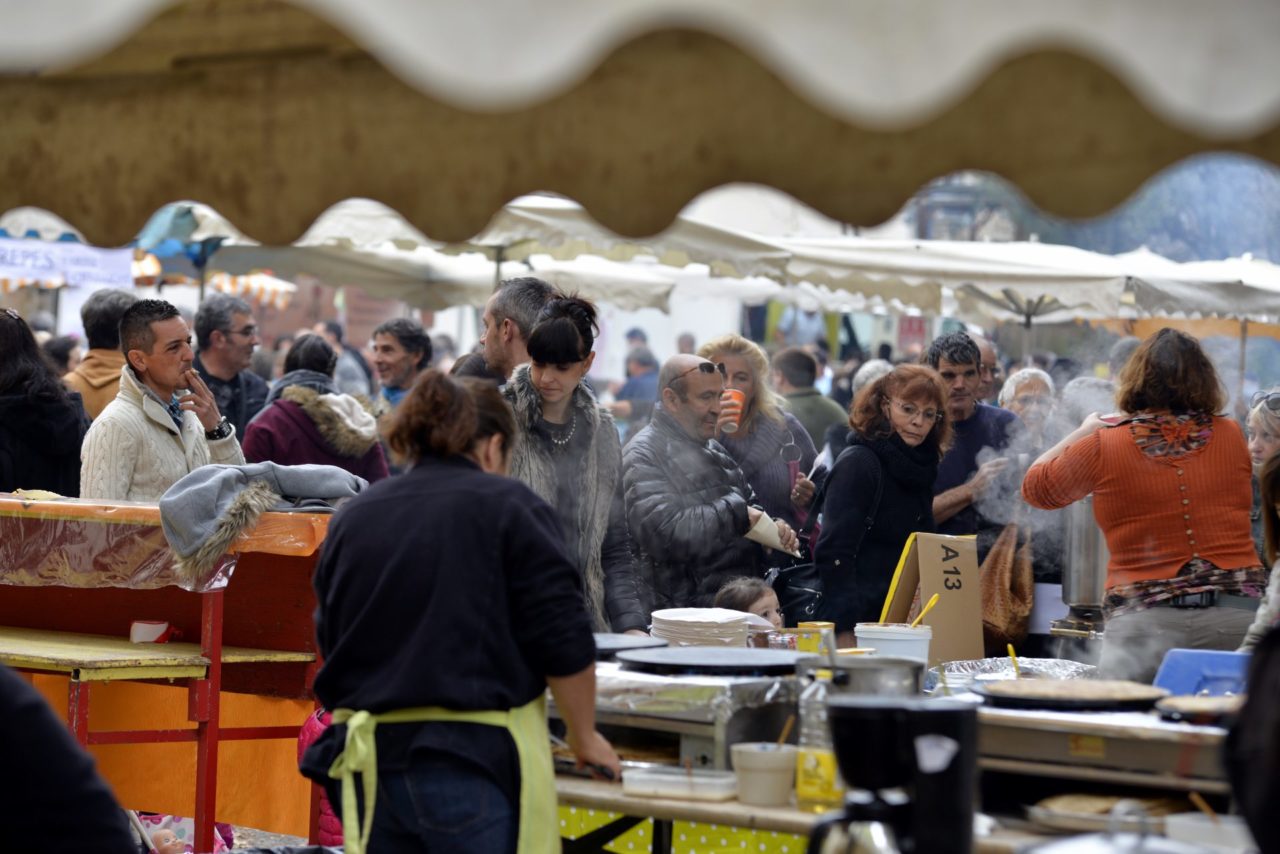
878, 533, 983, 666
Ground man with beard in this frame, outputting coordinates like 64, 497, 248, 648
924, 332, 1018, 540
622, 354, 797, 611
193, 293, 268, 438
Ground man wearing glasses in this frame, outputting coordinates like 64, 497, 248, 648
193, 293, 268, 438
623, 354, 799, 612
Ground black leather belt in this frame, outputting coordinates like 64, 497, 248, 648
1159, 590, 1259, 610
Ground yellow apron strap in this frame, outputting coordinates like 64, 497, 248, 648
328, 696, 558, 854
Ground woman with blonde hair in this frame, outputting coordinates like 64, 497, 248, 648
698, 334, 817, 527
1024, 328, 1264, 682
1246, 388, 1280, 560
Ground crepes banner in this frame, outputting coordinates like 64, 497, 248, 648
0, 237, 133, 288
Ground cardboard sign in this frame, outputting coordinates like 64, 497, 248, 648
878, 533, 983, 666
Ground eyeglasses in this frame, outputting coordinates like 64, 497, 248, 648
666, 361, 727, 389
890, 399, 942, 423
224, 325, 258, 338
1251, 391, 1280, 413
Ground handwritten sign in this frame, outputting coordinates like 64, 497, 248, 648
0, 238, 133, 289
880, 533, 983, 666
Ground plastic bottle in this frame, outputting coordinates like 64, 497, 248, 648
794, 669, 846, 812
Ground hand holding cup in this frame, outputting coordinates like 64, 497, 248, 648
718, 388, 746, 434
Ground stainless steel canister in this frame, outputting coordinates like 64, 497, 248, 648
1062, 494, 1109, 610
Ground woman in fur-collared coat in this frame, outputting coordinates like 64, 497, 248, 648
243, 334, 389, 483
503, 297, 648, 633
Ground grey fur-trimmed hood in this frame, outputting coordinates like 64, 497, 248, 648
159, 462, 368, 589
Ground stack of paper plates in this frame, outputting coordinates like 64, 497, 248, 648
650, 608, 750, 647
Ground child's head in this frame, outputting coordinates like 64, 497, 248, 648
714, 577, 784, 629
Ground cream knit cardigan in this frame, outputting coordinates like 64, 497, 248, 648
80, 366, 245, 501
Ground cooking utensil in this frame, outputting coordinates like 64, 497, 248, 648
615, 646, 807, 676
795, 654, 925, 696
972, 680, 1168, 712
592, 632, 667, 661
910, 593, 940, 628
548, 732, 617, 780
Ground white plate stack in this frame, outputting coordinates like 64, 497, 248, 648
650, 608, 750, 647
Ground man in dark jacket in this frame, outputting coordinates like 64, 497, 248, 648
193, 293, 268, 438
623, 354, 798, 611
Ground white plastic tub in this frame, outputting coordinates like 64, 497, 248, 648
854, 623, 932, 663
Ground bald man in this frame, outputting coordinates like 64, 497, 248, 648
973, 335, 1003, 405
622, 355, 797, 612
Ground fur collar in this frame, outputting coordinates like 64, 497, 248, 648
282, 386, 378, 457
505, 364, 606, 431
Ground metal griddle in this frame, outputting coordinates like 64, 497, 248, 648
615, 646, 806, 676
972, 682, 1167, 712
592, 632, 668, 661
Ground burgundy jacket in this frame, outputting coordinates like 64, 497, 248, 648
243, 390, 389, 483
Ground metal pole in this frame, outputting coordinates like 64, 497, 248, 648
1239, 317, 1248, 413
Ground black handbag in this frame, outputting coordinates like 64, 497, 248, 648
766, 446, 883, 626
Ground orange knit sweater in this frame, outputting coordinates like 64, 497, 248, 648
1022, 415, 1260, 589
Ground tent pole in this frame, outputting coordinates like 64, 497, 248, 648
1023, 312, 1034, 367
1239, 318, 1248, 413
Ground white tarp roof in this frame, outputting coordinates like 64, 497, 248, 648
466, 195, 791, 281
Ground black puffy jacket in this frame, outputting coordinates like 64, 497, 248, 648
622, 408, 764, 611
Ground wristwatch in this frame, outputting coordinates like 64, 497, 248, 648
204, 416, 233, 441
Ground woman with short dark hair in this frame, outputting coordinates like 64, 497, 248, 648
242, 333, 389, 482
814, 364, 950, 638
1025, 328, 1264, 681
0, 309, 89, 495
304, 370, 619, 852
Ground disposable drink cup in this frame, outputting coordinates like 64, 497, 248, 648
720, 388, 747, 433
731, 742, 798, 806
854, 622, 931, 663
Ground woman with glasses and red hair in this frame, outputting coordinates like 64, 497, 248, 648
1025, 328, 1265, 681
813, 364, 951, 640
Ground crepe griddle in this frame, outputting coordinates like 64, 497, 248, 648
615, 646, 806, 676
972, 680, 1167, 712
593, 632, 668, 661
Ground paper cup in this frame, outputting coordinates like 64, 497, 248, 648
720, 388, 747, 433
854, 623, 931, 663
731, 742, 797, 806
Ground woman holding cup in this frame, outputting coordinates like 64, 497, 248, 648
697, 334, 817, 527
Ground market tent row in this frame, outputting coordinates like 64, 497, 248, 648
0, 0, 1276, 247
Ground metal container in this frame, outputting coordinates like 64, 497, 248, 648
1062, 495, 1109, 610
795, 655, 925, 696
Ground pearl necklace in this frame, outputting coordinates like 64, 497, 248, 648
548, 412, 577, 447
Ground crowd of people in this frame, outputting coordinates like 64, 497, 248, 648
4, 278, 1280, 849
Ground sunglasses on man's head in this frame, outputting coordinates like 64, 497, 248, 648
1251, 391, 1280, 412
666, 361, 727, 389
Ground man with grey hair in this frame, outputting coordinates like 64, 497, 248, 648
193, 293, 268, 438
65, 287, 137, 419
479, 276, 560, 381
999, 368, 1056, 445
1108, 336, 1141, 380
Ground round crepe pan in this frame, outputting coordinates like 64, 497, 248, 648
615, 646, 807, 676
972, 681, 1168, 712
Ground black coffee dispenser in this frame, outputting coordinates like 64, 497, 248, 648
808, 697, 978, 854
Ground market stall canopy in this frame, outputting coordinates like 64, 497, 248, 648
465, 195, 791, 281
519, 254, 676, 311
0, 207, 86, 243
2, 0, 1276, 246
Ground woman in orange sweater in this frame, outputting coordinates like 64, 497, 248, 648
1023, 329, 1264, 682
